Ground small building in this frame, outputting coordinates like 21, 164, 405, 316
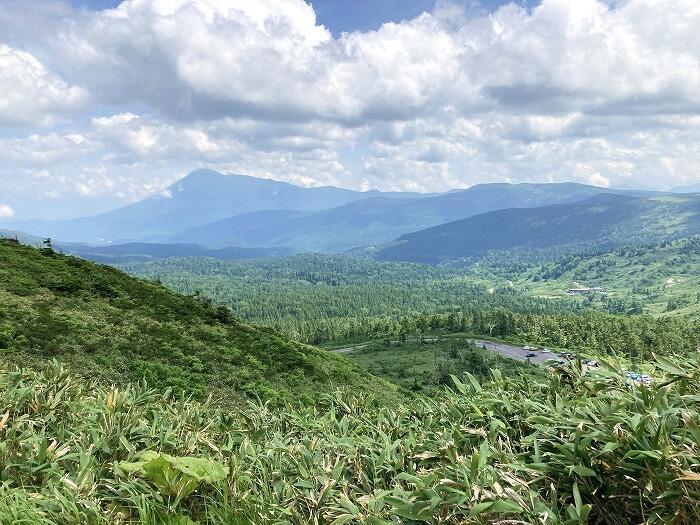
566, 287, 604, 296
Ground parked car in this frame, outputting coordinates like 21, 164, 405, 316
584, 360, 600, 367
526, 353, 537, 358
541, 348, 551, 353
624, 370, 653, 385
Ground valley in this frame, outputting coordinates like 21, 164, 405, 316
2, 174, 700, 524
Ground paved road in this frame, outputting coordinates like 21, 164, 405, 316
330, 344, 367, 354
468, 339, 564, 366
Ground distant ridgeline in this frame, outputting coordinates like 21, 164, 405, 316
372, 193, 700, 264
2, 170, 670, 254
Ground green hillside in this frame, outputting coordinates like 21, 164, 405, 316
0, 239, 396, 404
375, 193, 700, 264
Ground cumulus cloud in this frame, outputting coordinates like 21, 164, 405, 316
91, 113, 232, 160
1, 0, 700, 218
0, 44, 87, 126
0, 204, 15, 219
0, 132, 97, 166
27, 0, 697, 124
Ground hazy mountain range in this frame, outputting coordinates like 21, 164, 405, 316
6, 169, 432, 244
165, 181, 657, 253
3, 169, 697, 264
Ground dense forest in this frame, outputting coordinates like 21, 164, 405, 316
117, 254, 700, 358
117, 255, 580, 342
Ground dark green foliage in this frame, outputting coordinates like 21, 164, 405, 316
0, 239, 396, 404
118, 254, 580, 343
116, 253, 700, 360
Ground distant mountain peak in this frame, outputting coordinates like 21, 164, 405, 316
178, 169, 226, 184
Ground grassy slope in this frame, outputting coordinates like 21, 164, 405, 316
0, 239, 397, 404
503, 237, 700, 317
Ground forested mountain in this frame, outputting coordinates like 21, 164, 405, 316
374, 193, 700, 263
0, 239, 395, 403
5, 169, 429, 244
166, 182, 655, 252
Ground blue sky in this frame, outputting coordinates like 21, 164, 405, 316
69, 0, 535, 33
1, 0, 699, 221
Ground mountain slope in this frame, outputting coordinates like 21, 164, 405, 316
374, 193, 700, 263
517, 236, 700, 316
5, 169, 428, 244
0, 239, 396, 404
169, 182, 652, 253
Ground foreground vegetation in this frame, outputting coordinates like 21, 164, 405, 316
3, 238, 700, 523
0, 239, 393, 404
1, 356, 699, 524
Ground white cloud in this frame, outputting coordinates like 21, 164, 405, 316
0, 132, 97, 166
1, 0, 700, 217
574, 163, 611, 188
91, 113, 240, 160
0, 44, 87, 126
31, 0, 697, 124
0, 204, 15, 219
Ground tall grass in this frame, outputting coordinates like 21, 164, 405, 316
0, 356, 699, 524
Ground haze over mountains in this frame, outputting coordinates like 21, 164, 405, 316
373, 193, 700, 264
672, 183, 700, 194
6, 169, 431, 244
166, 180, 657, 253
2, 169, 677, 259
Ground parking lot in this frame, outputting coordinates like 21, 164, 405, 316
468, 339, 565, 366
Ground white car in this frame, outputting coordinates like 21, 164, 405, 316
541, 348, 551, 353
